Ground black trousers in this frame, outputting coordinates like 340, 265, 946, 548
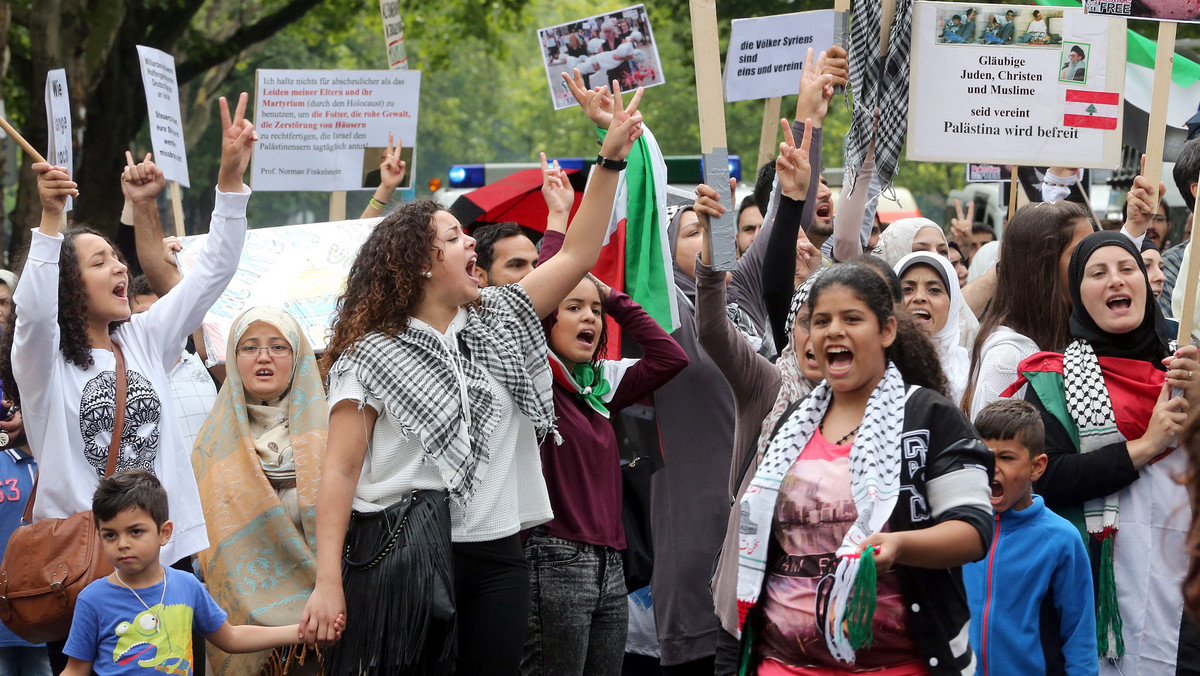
714, 628, 741, 676
452, 534, 530, 675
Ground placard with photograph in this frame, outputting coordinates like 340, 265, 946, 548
538, 4, 665, 110
907, 3, 1125, 169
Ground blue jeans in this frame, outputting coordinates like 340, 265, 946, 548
0, 646, 52, 676
522, 532, 628, 676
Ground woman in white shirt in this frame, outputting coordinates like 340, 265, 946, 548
301, 78, 646, 675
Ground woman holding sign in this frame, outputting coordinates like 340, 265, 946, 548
300, 80, 645, 676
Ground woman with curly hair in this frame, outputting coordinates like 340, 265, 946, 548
299, 80, 645, 676
0, 94, 255, 671
734, 262, 993, 675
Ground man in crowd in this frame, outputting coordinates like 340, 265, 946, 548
472, 221, 540, 287
971, 222, 996, 257
1061, 45, 1086, 82
736, 196, 764, 258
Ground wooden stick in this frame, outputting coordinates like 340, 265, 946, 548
1008, 166, 1019, 223
756, 97, 782, 172
1143, 22, 1176, 208
690, 0, 727, 153
0, 116, 47, 164
1177, 167, 1200, 345
168, 181, 185, 238
878, 0, 896, 56
329, 190, 347, 221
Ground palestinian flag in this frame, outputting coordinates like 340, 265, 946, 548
591, 125, 678, 359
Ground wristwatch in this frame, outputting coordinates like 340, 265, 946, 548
595, 154, 627, 171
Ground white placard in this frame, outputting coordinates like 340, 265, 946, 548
251, 69, 420, 192
380, 0, 408, 70
722, 10, 837, 103
177, 218, 379, 361
907, 3, 1125, 169
136, 46, 190, 187
45, 69, 72, 212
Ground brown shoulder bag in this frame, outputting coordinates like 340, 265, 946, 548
0, 343, 127, 643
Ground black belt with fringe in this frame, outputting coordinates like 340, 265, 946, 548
327, 490, 456, 676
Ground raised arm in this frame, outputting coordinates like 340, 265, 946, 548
122, 152, 180, 296
520, 77, 644, 318
359, 133, 406, 219
760, 121, 817, 349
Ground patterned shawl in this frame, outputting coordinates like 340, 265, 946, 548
192, 307, 328, 676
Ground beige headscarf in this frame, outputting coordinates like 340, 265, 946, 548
192, 307, 328, 675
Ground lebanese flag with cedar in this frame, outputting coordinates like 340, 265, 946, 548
1063, 90, 1120, 130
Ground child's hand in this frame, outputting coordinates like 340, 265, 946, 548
859, 534, 902, 573
540, 153, 574, 217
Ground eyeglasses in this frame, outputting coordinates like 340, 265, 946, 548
235, 344, 293, 359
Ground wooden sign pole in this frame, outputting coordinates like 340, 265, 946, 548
0, 116, 47, 164
1142, 22, 1176, 208
1008, 166, 1019, 222
690, 0, 737, 271
168, 181, 185, 238
756, 97, 782, 172
329, 191, 347, 221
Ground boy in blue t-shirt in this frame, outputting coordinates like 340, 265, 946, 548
61, 471, 342, 676
964, 400, 1097, 675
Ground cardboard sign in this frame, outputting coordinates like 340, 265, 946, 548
177, 218, 379, 361
722, 10, 839, 102
380, 0, 408, 69
907, 3, 1125, 169
1084, 1, 1200, 23
966, 163, 1011, 182
538, 4, 665, 110
136, 46, 190, 187
251, 69, 420, 191
45, 69, 72, 212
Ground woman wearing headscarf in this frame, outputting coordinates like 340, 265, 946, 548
872, 217, 979, 350
894, 252, 970, 405
192, 307, 328, 675
1012, 232, 1200, 673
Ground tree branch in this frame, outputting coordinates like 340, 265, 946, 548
144, 0, 208, 50
175, 0, 325, 84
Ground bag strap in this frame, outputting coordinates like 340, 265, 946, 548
23, 342, 128, 524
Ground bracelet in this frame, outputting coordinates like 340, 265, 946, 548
595, 154, 627, 171
369, 197, 391, 211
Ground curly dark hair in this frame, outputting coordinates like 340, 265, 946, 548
322, 199, 442, 370
0, 227, 126, 408
807, 262, 949, 398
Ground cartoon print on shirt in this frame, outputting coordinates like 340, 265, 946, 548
112, 603, 194, 674
80, 369, 162, 476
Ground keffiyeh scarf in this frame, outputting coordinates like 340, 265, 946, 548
1063, 338, 1124, 659
756, 269, 825, 460
737, 362, 908, 664
328, 284, 556, 504
844, 0, 913, 190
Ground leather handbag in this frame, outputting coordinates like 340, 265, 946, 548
0, 343, 127, 644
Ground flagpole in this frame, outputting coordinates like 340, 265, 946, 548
1142, 22, 1176, 208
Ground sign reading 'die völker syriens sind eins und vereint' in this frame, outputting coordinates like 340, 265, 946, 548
907, 3, 1126, 169
721, 10, 841, 102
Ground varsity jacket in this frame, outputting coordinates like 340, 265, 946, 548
963, 495, 1097, 676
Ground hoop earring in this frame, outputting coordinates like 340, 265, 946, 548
423, 271, 432, 278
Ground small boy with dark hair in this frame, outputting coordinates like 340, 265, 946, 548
963, 400, 1097, 675
60, 471, 341, 676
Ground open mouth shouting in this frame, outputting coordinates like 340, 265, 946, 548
113, 280, 128, 302
576, 328, 596, 350
815, 201, 832, 220
990, 479, 1005, 507
824, 345, 854, 376
1105, 293, 1132, 313
466, 255, 480, 285
909, 307, 932, 324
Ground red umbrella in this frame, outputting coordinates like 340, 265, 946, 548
449, 167, 587, 233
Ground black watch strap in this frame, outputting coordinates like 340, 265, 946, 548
595, 154, 627, 171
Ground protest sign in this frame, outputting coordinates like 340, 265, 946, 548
966, 163, 1011, 182
722, 10, 838, 102
177, 218, 379, 361
44, 69, 72, 212
538, 4, 665, 110
136, 46, 190, 187
906, 3, 1125, 169
380, 0, 408, 69
1084, 1, 1200, 23
251, 69, 420, 191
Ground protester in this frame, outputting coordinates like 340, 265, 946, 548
1017, 232, 1199, 672
191, 307, 328, 675
964, 399, 1096, 674
735, 262, 992, 675
895, 252, 970, 404
964, 201, 1094, 418
473, 222, 540, 287
300, 77, 645, 675
0, 443, 50, 676
736, 195, 763, 258
970, 223, 995, 258
946, 241, 969, 287
1141, 239, 1167, 301
0, 94, 255, 671
0, 271, 15, 328
1166, 139, 1200, 332
523, 176, 687, 673
59, 471, 339, 676
359, 133, 407, 219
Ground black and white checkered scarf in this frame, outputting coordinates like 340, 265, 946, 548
844, 0, 913, 190
328, 284, 556, 504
